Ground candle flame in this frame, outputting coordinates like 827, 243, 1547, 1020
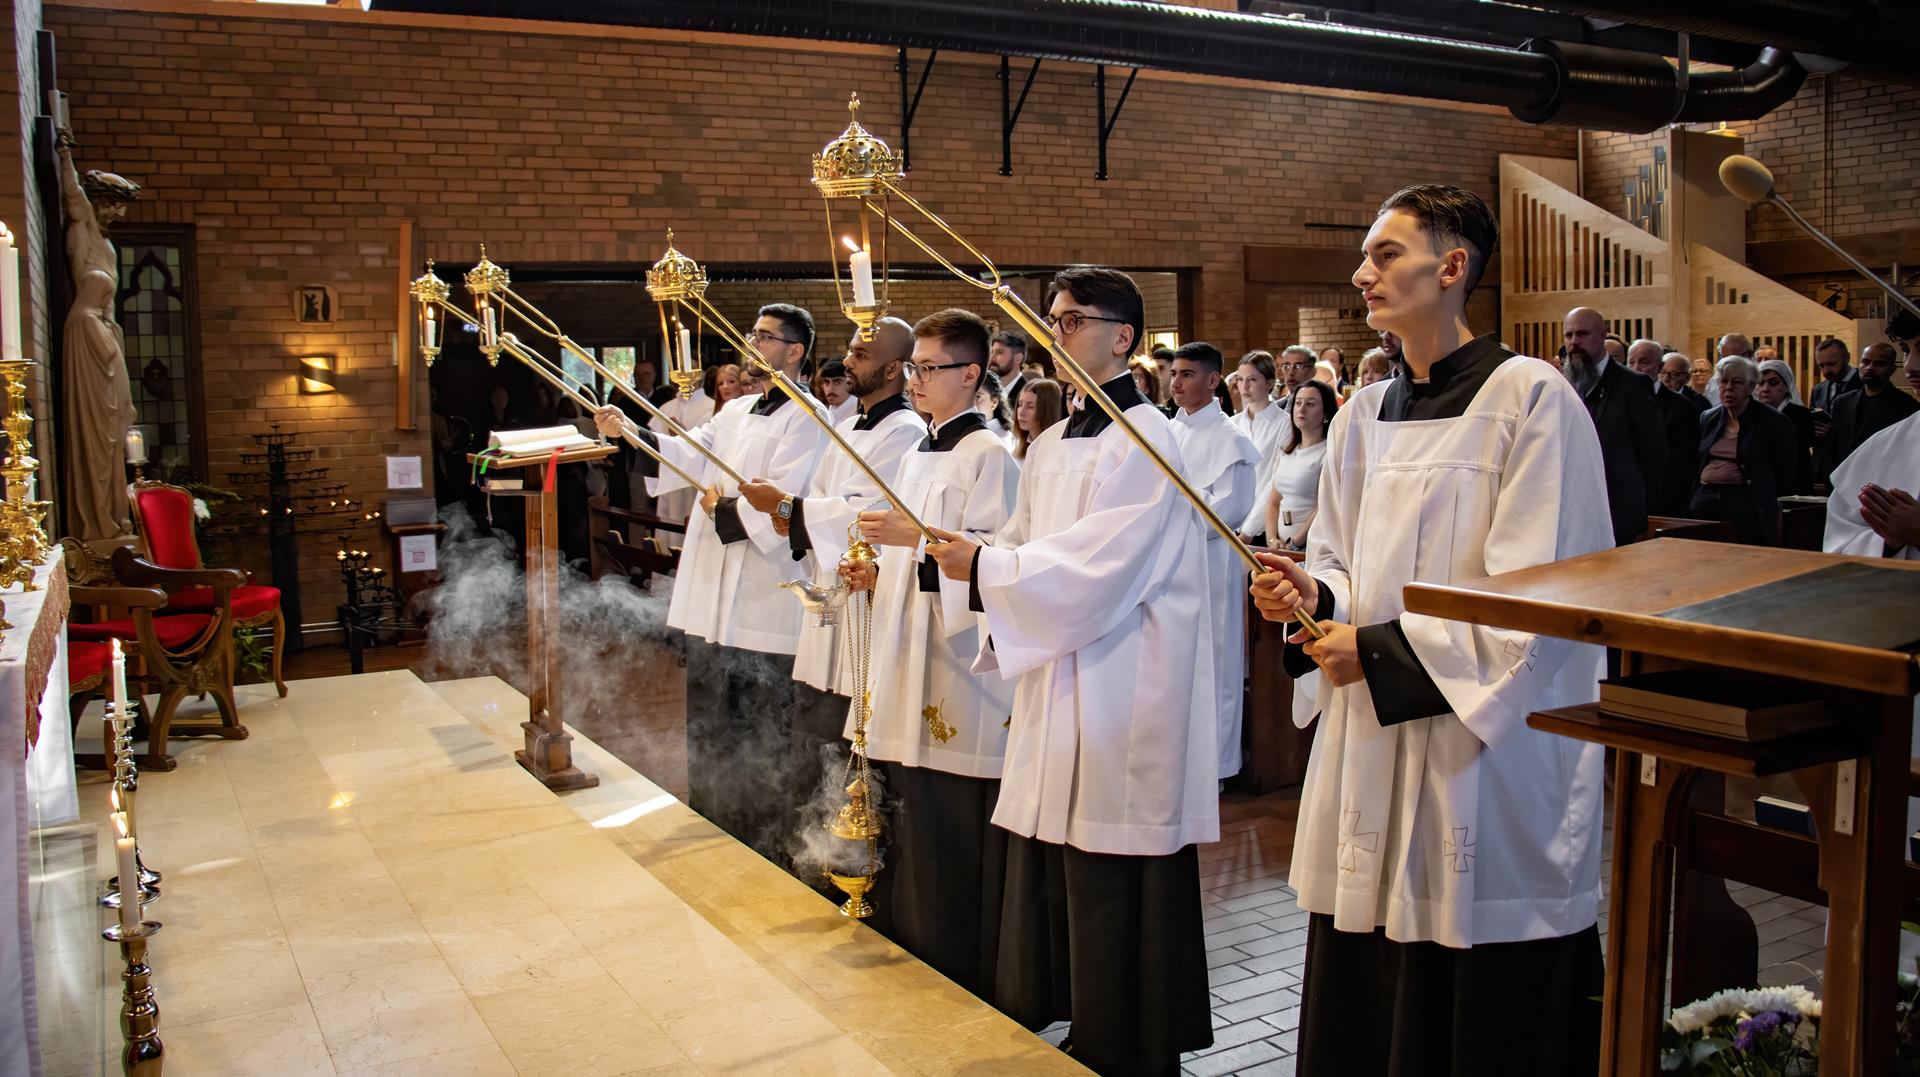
841, 235, 862, 254
112, 812, 130, 840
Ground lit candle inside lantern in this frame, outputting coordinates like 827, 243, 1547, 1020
677, 326, 693, 375
482, 306, 497, 346
125, 427, 148, 466
111, 639, 129, 724
423, 305, 437, 349
112, 812, 140, 932
0, 224, 20, 364
843, 235, 875, 307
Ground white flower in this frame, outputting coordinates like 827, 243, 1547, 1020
192, 497, 210, 521
1669, 984, 1821, 1036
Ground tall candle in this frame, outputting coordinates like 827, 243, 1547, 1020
677, 327, 693, 374
482, 306, 496, 347
112, 812, 140, 932
848, 247, 876, 307
111, 639, 129, 725
0, 225, 19, 364
423, 305, 437, 349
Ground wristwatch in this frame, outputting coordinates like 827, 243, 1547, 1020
777, 496, 795, 520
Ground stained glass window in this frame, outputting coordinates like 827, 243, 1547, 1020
114, 232, 202, 482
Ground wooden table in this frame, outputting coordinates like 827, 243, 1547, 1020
1403, 539, 1920, 1076
468, 445, 616, 792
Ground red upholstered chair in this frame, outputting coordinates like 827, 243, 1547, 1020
129, 479, 288, 697
68, 552, 247, 771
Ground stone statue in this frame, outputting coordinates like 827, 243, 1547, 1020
56, 132, 140, 543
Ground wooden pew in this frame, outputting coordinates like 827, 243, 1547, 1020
586, 495, 684, 589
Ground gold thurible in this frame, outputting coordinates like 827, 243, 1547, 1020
807, 92, 1324, 639
825, 524, 884, 918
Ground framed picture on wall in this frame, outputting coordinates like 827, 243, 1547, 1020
294, 284, 336, 325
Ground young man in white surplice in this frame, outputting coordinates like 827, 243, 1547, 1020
1251, 185, 1613, 1076
839, 308, 1020, 1000
593, 303, 829, 866
920, 268, 1217, 1073
736, 317, 925, 880
1166, 341, 1260, 782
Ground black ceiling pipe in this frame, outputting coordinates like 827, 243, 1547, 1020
1673, 47, 1807, 123
367, 0, 1810, 131
1512, 0, 1920, 87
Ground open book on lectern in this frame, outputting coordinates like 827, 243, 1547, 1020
486, 424, 597, 458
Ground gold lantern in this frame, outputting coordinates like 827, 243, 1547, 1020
810, 94, 899, 341
645, 229, 710, 400
409, 260, 451, 367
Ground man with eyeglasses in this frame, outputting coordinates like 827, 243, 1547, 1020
736, 317, 924, 880
919, 267, 1218, 1073
1277, 344, 1317, 413
593, 302, 828, 865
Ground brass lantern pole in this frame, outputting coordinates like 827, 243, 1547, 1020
456, 247, 751, 488
810, 93, 1323, 639
408, 265, 710, 493
647, 232, 939, 544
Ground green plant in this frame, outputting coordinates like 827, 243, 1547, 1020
235, 626, 273, 682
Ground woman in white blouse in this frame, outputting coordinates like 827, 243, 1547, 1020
1264, 380, 1337, 551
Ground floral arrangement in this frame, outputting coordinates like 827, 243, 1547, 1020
1661, 985, 1820, 1075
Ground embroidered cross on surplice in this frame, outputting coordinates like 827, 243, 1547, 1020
1444, 826, 1476, 874
1337, 809, 1379, 874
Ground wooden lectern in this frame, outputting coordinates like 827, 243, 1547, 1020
469, 444, 616, 792
1404, 539, 1920, 1076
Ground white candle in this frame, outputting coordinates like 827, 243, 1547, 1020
423, 305, 437, 349
111, 639, 129, 725
482, 306, 496, 346
849, 247, 875, 307
124, 427, 147, 466
0, 225, 19, 364
677, 327, 693, 374
113, 812, 140, 932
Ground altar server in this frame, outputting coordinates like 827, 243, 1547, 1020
1166, 341, 1260, 780
922, 268, 1217, 1075
594, 303, 827, 864
1251, 185, 1612, 1076
737, 318, 923, 868
840, 307, 1020, 998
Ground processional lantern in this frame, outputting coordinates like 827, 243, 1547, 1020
810, 94, 897, 341
645, 229, 710, 400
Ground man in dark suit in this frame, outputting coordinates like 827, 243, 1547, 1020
1807, 337, 1860, 417
1628, 339, 1699, 517
1816, 342, 1920, 485
1661, 352, 1710, 413
1563, 308, 1666, 544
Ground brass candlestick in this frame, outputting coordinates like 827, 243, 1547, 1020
101, 701, 161, 908
101, 919, 164, 1077
808, 92, 1322, 638
0, 358, 53, 574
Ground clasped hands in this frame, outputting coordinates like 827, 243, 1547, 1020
1859, 483, 1920, 552
1248, 551, 1363, 687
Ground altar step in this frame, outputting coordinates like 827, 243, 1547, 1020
44, 672, 1080, 1076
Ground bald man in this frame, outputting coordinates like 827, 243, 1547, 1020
1662, 352, 1710, 413
1817, 342, 1920, 486
1629, 338, 1699, 516
1563, 307, 1666, 544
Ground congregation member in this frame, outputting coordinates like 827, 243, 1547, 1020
1251, 184, 1612, 1076
1355, 347, 1393, 388
1662, 351, 1710, 412
1562, 306, 1665, 544
1628, 338, 1700, 516
1166, 341, 1260, 782
1754, 356, 1816, 494
843, 309, 1022, 1000
978, 370, 1017, 449
594, 303, 828, 863
1691, 354, 1797, 545
1229, 350, 1288, 547
988, 327, 1030, 404
1263, 380, 1334, 554
1012, 376, 1065, 460
1277, 345, 1316, 411
921, 267, 1218, 1074
1817, 342, 1918, 485
813, 356, 858, 426
1808, 336, 1859, 417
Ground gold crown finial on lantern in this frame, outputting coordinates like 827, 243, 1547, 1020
409, 260, 450, 305
646, 227, 708, 302
465, 244, 509, 296
812, 92, 903, 198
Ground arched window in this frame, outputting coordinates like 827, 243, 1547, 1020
113, 226, 205, 482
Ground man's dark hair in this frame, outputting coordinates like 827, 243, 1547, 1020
1173, 341, 1224, 373
990, 329, 1027, 354
1377, 184, 1499, 297
913, 308, 991, 371
1047, 266, 1144, 355
1815, 336, 1852, 358
1886, 307, 1920, 343
757, 303, 815, 364
1150, 343, 1177, 366
817, 358, 848, 380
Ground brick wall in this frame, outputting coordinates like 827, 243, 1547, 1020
1581, 129, 1662, 224
1296, 305, 1377, 371
45, 0, 1586, 626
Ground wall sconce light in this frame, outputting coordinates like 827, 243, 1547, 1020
299, 355, 337, 394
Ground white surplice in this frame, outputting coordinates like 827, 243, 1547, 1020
974, 403, 1220, 855
858, 423, 1021, 778
649, 387, 717, 522
828, 395, 860, 427
1824, 410, 1920, 561
1229, 403, 1289, 535
648, 390, 828, 655
1292, 358, 1613, 948
1170, 402, 1261, 780
791, 403, 928, 694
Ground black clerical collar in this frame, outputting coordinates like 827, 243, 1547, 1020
749, 387, 792, 417
921, 409, 986, 452
854, 392, 911, 431
1064, 372, 1147, 439
1382, 333, 1511, 423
